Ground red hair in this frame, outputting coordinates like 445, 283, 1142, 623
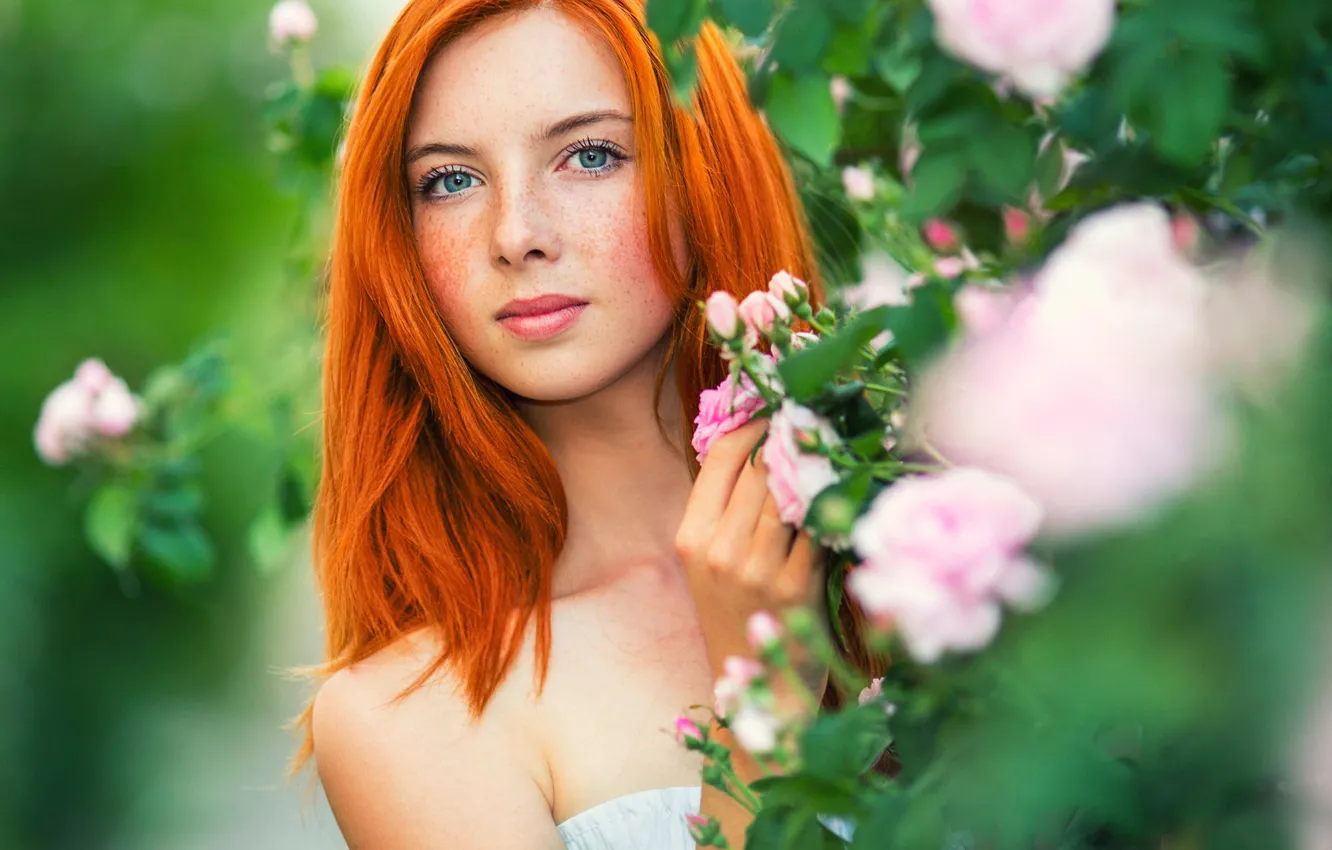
289, 0, 881, 776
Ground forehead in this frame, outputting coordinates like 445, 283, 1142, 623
408, 7, 630, 146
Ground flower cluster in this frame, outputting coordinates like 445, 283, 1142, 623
34, 358, 141, 466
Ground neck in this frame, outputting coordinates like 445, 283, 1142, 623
517, 337, 695, 597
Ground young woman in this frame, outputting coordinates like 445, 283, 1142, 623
291, 1, 882, 847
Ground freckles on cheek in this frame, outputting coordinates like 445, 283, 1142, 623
415, 215, 477, 320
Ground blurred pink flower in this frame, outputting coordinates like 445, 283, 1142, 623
842, 165, 876, 202
916, 203, 1223, 536
934, 257, 967, 279
848, 468, 1050, 662
692, 370, 764, 465
858, 677, 884, 705
842, 254, 910, 311
34, 358, 141, 466
746, 611, 783, 653
1004, 207, 1031, 245
730, 705, 780, 754
714, 655, 766, 718
923, 218, 961, 252
900, 124, 922, 181
269, 0, 318, 48
928, 0, 1115, 97
762, 401, 840, 525
705, 291, 742, 340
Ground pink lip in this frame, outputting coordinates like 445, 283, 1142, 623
496, 294, 589, 341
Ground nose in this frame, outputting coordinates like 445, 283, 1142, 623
491, 179, 560, 268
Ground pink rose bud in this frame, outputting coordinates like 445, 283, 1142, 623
723, 655, 765, 687
685, 814, 718, 843
1003, 206, 1031, 245
674, 716, 704, 747
746, 611, 783, 652
269, 0, 318, 47
934, 256, 967, 279
841, 165, 875, 202
923, 218, 961, 252
90, 378, 140, 437
33, 380, 93, 466
737, 290, 780, 340
767, 270, 808, 307
704, 291, 742, 340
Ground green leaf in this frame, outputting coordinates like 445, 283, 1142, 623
1034, 135, 1068, 202
970, 124, 1038, 201
86, 483, 139, 571
898, 147, 967, 222
716, 0, 773, 37
823, 0, 870, 24
138, 521, 215, 583
823, 23, 872, 77
771, 2, 832, 73
800, 707, 894, 783
883, 281, 955, 374
665, 40, 700, 105
1150, 52, 1230, 166
766, 72, 840, 167
776, 307, 890, 402
646, 0, 704, 44
873, 36, 921, 93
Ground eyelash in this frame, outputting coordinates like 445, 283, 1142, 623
414, 138, 630, 201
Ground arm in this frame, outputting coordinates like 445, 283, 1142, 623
312, 665, 565, 850
676, 423, 829, 847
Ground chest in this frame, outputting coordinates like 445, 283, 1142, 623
526, 569, 716, 821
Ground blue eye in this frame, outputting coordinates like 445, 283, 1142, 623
439, 171, 473, 193
576, 149, 608, 169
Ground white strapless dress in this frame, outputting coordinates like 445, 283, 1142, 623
555, 785, 855, 850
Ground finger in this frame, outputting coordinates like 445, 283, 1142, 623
771, 532, 821, 606
738, 493, 796, 586
710, 452, 773, 561
678, 421, 766, 543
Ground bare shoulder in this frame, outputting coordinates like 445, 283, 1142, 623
312, 630, 563, 850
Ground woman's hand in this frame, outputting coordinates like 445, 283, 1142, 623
675, 420, 825, 690
675, 420, 828, 846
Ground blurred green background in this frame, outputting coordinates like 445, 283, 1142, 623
0, 0, 397, 846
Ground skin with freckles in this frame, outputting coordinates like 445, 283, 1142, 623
405, 8, 685, 402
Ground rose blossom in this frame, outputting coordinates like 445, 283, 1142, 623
858, 677, 883, 705
928, 0, 1115, 98
923, 218, 961, 252
842, 165, 875, 201
34, 358, 141, 466
767, 270, 808, 307
692, 370, 764, 465
704, 291, 742, 340
847, 468, 1050, 662
730, 705, 780, 754
915, 204, 1223, 536
737, 290, 788, 343
762, 401, 840, 526
674, 716, 704, 747
269, 0, 318, 48
713, 655, 766, 718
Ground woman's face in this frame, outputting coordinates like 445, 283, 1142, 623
405, 6, 684, 403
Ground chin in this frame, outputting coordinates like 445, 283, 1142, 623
476, 331, 673, 405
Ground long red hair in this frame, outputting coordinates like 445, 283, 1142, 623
289, 0, 882, 776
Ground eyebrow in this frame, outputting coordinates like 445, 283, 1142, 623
405, 110, 633, 165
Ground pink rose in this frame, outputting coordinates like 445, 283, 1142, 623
767, 270, 809, 308
685, 814, 716, 844
934, 257, 967, 279
762, 401, 840, 526
857, 677, 883, 706
730, 705, 780, 754
269, 0, 318, 47
704, 291, 742, 340
923, 218, 961, 252
1003, 207, 1031, 245
847, 468, 1050, 662
674, 716, 704, 747
34, 358, 141, 466
928, 0, 1115, 98
842, 166, 876, 202
916, 204, 1223, 537
737, 290, 788, 343
714, 655, 765, 718
692, 370, 764, 465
